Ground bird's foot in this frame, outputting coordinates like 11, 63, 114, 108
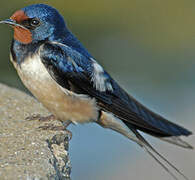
38, 124, 72, 140
25, 114, 56, 122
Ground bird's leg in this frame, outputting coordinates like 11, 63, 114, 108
38, 121, 72, 139
25, 114, 56, 122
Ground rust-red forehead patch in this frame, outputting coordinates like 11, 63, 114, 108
10, 10, 29, 23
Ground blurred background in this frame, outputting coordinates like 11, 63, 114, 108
0, 0, 195, 179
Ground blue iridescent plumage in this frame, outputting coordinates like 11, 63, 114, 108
39, 41, 191, 137
9, 3, 192, 141
22, 4, 92, 58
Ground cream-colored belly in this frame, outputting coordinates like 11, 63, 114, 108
11, 54, 98, 123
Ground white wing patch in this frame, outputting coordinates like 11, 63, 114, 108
91, 58, 113, 92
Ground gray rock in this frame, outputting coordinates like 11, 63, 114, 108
0, 83, 71, 180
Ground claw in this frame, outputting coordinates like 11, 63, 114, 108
38, 124, 72, 140
25, 114, 56, 122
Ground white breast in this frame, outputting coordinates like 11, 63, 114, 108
19, 54, 52, 89
11, 53, 99, 124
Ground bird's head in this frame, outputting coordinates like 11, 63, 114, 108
0, 4, 67, 44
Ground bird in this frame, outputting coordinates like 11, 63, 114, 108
0, 4, 193, 180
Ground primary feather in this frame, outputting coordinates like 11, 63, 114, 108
40, 41, 192, 140
38, 41, 193, 180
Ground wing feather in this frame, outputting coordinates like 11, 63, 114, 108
39, 41, 192, 138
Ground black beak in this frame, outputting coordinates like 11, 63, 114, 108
0, 19, 27, 30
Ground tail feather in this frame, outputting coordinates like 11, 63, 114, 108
98, 111, 192, 180
131, 128, 190, 180
160, 136, 193, 149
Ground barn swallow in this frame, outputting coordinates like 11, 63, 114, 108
0, 4, 193, 180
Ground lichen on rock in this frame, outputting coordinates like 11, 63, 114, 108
0, 83, 71, 180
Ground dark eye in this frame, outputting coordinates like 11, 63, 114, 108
30, 18, 40, 27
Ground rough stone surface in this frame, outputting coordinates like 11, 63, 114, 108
0, 83, 71, 180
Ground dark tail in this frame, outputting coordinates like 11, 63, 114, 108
130, 128, 192, 180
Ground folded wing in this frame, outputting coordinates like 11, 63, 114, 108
39, 41, 192, 140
